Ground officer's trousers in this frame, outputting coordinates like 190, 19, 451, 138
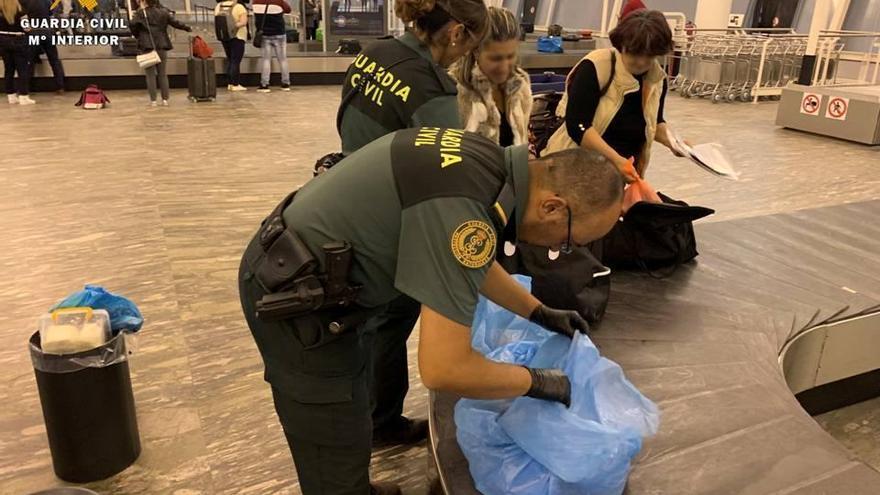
364, 294, 421, 430
239, 256, 375, 495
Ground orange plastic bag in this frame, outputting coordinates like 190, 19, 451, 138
622, 178, 661, 213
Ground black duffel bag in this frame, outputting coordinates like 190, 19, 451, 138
498, 241, 611, 324
602, 192, 714, 274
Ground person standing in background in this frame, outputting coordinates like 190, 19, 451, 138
130, 0, 192, 106
253, 0, 291, 92
303, 0, 316, 39
619, 0, 645, 20
22, 0, 66, 93
215, 0, 249, 91
1, 0, 35, 105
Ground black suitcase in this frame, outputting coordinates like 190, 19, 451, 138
111, 37, 139, 57
187, 56, 216, 102
286, 28, 299, 43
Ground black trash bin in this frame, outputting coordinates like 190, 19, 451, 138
29, 331, 141, 483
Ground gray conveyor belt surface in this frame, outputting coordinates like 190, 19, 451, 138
429, 200, 880, 495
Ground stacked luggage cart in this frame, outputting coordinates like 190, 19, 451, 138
669, 31, 844, 104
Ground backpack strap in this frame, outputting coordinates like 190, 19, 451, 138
598, 50, 616, 97
565, 48, 616, 96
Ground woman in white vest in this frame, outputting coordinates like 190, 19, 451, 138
544, 9, 683, 182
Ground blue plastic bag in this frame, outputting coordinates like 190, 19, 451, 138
456, 277, 659, 495
51, 285, 144, 334
537, 36, 564, 54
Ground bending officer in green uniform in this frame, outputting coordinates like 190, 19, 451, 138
335, 0, 488, 448
238, 128, 625, 494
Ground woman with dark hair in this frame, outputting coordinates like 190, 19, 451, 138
130, 0, 191, 106
545, 9, 684, 181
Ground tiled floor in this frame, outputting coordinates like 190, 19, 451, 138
817, 397, 880, 473
0, 86, 877, 495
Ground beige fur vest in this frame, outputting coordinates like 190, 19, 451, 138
453, 64, 533, 146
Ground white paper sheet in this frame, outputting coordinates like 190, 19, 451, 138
667, 127, 740, 180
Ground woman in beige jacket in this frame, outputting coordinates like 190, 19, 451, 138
545, 9, 684, 182
451, 7, 532, 147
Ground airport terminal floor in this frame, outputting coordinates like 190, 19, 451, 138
1, 87, 879, 494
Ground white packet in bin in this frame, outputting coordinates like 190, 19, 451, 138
39, 307, 111, 355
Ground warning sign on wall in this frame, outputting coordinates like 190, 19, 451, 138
825, 96, 849, 121
800, 93, 821, 116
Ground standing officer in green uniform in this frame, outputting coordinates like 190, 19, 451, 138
334, 0, 489, 448
338, 0, 487, 154
238, 128, 625, 494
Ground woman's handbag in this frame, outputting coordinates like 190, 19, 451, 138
137, 8, 162, 69
253, 1, 269, 48
136, 50, 161, 68
602, 193, 714, 275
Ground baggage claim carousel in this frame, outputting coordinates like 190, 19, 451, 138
429, 200, 880, 494
9, 35, 594, 91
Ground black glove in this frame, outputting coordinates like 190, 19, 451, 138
529, 304, 589, 338
525, 367, 571, 407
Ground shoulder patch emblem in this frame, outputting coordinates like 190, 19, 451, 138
451, 220, 496, 269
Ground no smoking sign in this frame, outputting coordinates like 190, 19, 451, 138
800, 93, 821, 116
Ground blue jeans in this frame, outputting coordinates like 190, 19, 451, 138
221, 38, 245, 86
260, 35, 289, 86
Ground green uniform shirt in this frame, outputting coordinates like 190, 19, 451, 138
338, 32, 462, 155
283, 128, 530, 326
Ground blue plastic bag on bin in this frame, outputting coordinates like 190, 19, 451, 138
455, 277, 659, 495
51, 285, 144, 334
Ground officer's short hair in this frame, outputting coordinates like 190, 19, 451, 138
537, 148, 625, 215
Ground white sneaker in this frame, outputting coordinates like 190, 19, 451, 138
18, 95, 36, 105
227, 84, 233, 91
229, 85, 248, 92
162, 99, 169, 106
7, 94, 18, 104
150, 101, 158, 107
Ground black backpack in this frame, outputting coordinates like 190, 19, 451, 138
528, 51, 616, 157
214, 3, 236, 42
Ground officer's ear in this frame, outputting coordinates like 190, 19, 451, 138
539, 195, 568, 221
447, 22, 467, 46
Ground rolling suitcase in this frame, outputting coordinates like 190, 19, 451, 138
187, 36, 216, 102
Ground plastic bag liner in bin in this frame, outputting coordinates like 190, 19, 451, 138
29, 331, 141, 483
455, 276, 659, 495
51, 285, 144, 334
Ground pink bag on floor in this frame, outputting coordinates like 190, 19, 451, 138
74, 85, 110, 110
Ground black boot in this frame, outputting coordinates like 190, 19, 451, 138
372, 416, 428, 448
370, 481, 402, 495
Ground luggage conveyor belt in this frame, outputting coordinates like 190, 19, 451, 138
6, 42, 592, 91
428, 200, 880, 494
